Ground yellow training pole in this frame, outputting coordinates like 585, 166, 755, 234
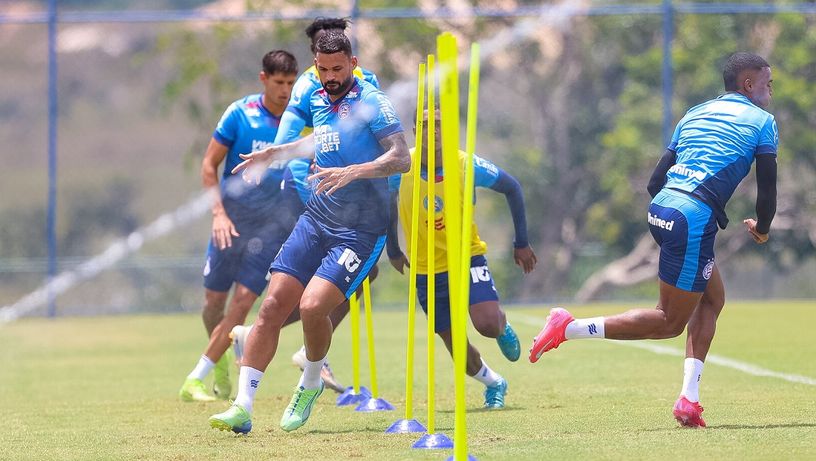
403, 62, 425, 422
439, 32, 466, 460
349, 291, 362, 394
455, 42, 481, 461
425, 53, 438, 436
362, 277, 379, 398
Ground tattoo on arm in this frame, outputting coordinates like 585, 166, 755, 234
371, 133, 411, 177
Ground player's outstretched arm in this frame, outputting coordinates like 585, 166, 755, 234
744, 154, 777, 244
231, 133, 315, 184
487, 167, 537, 273
647, 149, 677, 198
310, 132, 411, 196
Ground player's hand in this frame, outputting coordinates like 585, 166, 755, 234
743, 218, 769, 244
212, 211, 239, 249
389, 252, 410, 274
309, 165, 359, 196
231, 147, 279, 185
513, 245, 537, 274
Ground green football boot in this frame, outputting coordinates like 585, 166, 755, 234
280, 382, 324, 432
179, 378, 216, 402
213, 353, 232, 400
209, 404, 252, 434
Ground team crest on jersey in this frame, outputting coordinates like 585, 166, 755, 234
423, 195, 443, 213
338, 102, 351, 119
702, 259, 715, 280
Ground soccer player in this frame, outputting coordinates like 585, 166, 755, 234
273, 16, 382, 373
530, 52, 778, 428
387, 109, 536, 408
208, 31, 410, 434
178, 50, 298, 402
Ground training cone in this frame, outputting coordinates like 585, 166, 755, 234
355, 396, 395, 412
336, 386, 372, 406
385, 418, 426, 434
412, 433, 454, 449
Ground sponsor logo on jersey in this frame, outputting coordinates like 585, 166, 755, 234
648, 212, 675, 231
669, 164, 707, 181
314, 125, 340, 153
423, 195, 443, 213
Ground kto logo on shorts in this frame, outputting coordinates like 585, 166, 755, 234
337, 248, 362, 273
702, 259, 715, 280
470, 265, 492, 283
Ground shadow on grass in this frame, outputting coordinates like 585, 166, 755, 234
642, 422, 816, 432
437, 406, 525, 414
708, 423, 816, 430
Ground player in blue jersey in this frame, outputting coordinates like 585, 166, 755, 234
530, 52, 778, 428
275, 17, 380, 145
387, 109, 537, 408
209, 31, 410, 434
177, 50, 299, 403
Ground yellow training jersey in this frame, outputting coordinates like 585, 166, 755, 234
398, 149, 487, 274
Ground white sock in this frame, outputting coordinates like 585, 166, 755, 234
187, 355, 215, 381
680, 358, 704, 402
565, 317, 605, 339
471, 359, 502, 387
234, 366, 264, 414
298, 355, 325, 389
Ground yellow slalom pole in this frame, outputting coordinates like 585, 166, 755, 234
402, 62, 425, 422
425, 53, 437, 436
454, 42, 481, 461
439, 31, 467, 460
362, 277, 379, 398
349, 291, 361, 394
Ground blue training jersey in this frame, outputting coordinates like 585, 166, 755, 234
665, 92, 778, 228
305, 76, 403, 233
213, 93, 286, 221
282, 158, 313, 206
275, 66, 380, 145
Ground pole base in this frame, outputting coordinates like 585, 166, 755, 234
336, 386, 372, 406
412, 433, 454, 449
445, 455, 478, 460
355, 397, 395, 412
385, 418, 427, 433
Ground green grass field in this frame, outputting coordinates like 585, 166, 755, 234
2, 301, 815, 460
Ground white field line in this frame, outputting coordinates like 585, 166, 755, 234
511, 312, 816, 386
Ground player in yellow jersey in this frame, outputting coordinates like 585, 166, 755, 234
387, 109, 537, 408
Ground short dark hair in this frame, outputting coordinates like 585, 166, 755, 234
262, 50, 298, 75
723, 52, 770, 91
305, 17, 351, 41
314, 30, 352, 58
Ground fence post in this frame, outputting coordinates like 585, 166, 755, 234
47, 0, 58, 318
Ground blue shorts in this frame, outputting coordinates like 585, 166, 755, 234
203, 216, 292, 296
270, 211, 385, 298
649, 189, 718, 292
416, 255, 499, 333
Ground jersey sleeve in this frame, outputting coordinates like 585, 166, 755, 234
287, 73, 317, 125
667, 118, 683, 152
212, 102, 240, 148
756, 115, 779, 156
473, 155, 501, 188
365, 91, 403, 141
274, 110, 308, 145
